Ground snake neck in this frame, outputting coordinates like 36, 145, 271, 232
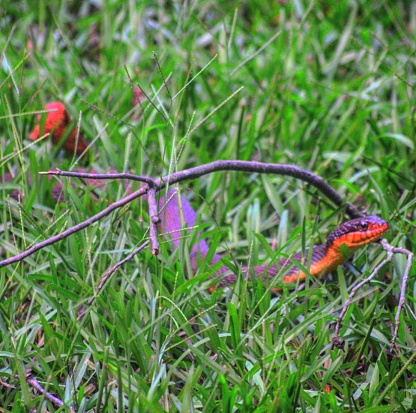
159, 191, 389, 289
238, 242, 353, 285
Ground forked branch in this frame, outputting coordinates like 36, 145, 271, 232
1, 161, 412, 349
1, 161, 364, 268
332, 239, 413, 351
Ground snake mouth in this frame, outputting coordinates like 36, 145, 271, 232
330, 217, 390, 250
326, 215, 390, 250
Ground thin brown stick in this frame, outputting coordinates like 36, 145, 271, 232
42, 161, 363, 219
1, 161, 364, 269
77, 241, 151, 320
41, 168, 158, 186
91, 241, 150, 302
0, 186, 148, 268
380, 239, 414, 350
147, 188, 161, 255
2, 161, 413, 347
332, 239, 414, 350
23, 374, 65, 408
157, 160, 365, 219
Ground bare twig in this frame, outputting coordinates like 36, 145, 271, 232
2, 161, 413, 347
332, 239, 414, 350
91, 241, 149, 301
1, 161, 365, 269
381, 239, 414, 350
23, 373, 65, 408
148, 188, 161, 255
0, 186, 148, 268
77, 240, 151, 320
41, 168, 158, 186
41, 161, 363, 219
157, 160, 364, 219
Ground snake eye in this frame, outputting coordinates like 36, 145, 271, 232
359, 221, 369, 230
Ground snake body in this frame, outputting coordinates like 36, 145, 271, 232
4, 102, 389, 286
159, 191, 390, 288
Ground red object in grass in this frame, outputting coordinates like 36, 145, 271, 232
132, 88, 144, 106
30, 102, 89, 156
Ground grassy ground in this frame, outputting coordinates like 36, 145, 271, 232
1, 0, 416, 411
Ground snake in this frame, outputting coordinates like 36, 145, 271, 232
8, 101, 390, 286
158, 191, 390, 289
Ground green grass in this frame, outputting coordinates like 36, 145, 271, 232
1, 0, 416, 411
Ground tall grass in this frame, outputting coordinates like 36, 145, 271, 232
0, 1, 415, 411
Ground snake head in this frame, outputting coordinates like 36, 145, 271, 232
326, 215, 390, 251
